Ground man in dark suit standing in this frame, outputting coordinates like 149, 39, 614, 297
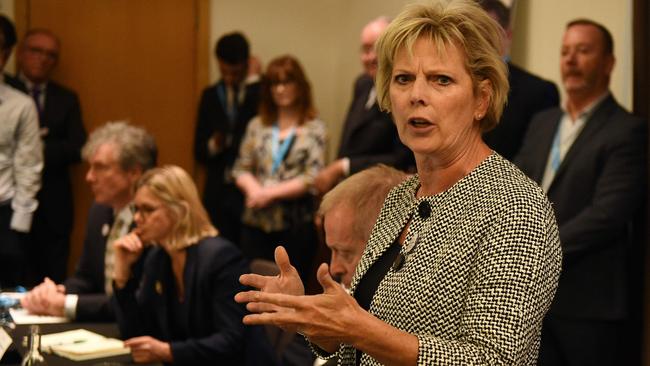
314, 17, 413, 195
21, 122, 157, 321
15, 29, 87, 285
479, 0, 560, 160
194, 32, 260, 244
515, 19, 647, 365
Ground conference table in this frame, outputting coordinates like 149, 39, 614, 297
0, 322, 161, 366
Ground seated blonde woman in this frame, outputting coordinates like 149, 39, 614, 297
111, 165, 264, 365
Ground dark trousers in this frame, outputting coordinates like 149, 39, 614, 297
26, 209, 71, 286
206, 183, 243, 247
538, 315, 626, 366
0, 203, 27, 288
240, 222, 316, 283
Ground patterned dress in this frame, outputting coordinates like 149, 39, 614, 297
330, 153, 562, 365
232, 116, 326, 232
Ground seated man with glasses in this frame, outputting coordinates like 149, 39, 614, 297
21, 121, 157, 322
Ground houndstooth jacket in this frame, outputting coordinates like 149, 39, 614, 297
336, 153, 562, 365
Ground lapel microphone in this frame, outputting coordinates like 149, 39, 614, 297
393, 202, 431, 272
418, 201, 431, 219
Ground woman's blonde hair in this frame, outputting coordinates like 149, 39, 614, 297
375, 0, 508, 132
136, 165, 217, 249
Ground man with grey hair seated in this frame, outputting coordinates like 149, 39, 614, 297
21, 121, 157, 321
313, 165, 406, 366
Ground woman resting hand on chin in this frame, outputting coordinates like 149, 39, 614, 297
235, 1, 562, 365
112, 165, 255, 365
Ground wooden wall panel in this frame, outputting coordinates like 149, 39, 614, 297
24, 0, 206, 273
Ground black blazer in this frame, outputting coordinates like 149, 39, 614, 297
113, 237, 262, 365
337, 74, 413, 173
64, 203, 114, 321
37, 80, 86, 231
64, 203, 144, 321
483, 63, 559, 160
194, 81, 260, 194
515, 95, 647, 320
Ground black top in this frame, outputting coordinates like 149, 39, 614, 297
353, 240, 401, 365
167, 270, 190, 342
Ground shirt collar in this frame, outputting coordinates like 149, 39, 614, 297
114, 204, 134, 224
18, 73, 48, 93
563, 91, 610, 121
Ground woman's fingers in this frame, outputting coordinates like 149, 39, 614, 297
274, 246, 293, 275
246, 301, 283, 313
242, 308, 302, 327
236, 290, 302, 309
316, 263, 340, 293
239, 273, 270, 289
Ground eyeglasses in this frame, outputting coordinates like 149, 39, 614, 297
25, 46, 58, 61
132, 204, 161, 220
269, 78, 295, 87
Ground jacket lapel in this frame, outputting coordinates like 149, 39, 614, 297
548, 96, 616, 193
152, 250, 171, 338
531, 109, 563, 183
349, 177, 417, 293
183, 245, 198, 328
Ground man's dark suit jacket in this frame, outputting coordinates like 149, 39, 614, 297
11, 77, 86, 283
515, 95, 647, 320
113, 237, 273, 365
483, 63, 559, 160
35, 80, 86, 273
194, 81, 260, 242
64, 203, 144, 321
337, 74, 413, 173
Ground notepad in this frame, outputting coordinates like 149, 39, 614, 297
41, 329, 130, 361
9, 308, 68, 325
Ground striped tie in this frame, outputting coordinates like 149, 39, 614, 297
104, 217, 125, 295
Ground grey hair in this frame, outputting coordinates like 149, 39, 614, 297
318, 165, 407, 243
82, 121, 157, 171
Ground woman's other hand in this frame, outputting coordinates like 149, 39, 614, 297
112, 232, 144, 288
124, 336, 172, 363
237, 246, 305, 297
236, 246, 305, 326
237, 261, 362, 352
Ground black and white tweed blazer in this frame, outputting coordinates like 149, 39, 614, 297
339, 153, 562, 365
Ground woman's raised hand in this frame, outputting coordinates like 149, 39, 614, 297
236, 258, 364, 353
112, 232, 145, 287
237, 246, 304, 296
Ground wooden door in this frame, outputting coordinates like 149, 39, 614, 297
15, 0, 209, 273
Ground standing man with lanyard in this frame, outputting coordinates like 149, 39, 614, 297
194, 32, 261, 244
515, 19, 647, 365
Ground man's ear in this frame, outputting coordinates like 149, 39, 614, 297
127, 166, 144, 186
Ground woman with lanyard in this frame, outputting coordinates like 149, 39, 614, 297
233, 55, 326, 282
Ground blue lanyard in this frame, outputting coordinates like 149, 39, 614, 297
271, 125, 296, 175
216, 83, 237, 123
550, 126, 561, 173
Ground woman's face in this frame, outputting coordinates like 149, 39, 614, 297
270, 72, 298, 108
133, 186, 176, 244
389, 37, 489, 160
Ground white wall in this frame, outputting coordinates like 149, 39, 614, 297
211, 0, 635, 161
511, 0, 633, 110
210, 0, 424, 159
